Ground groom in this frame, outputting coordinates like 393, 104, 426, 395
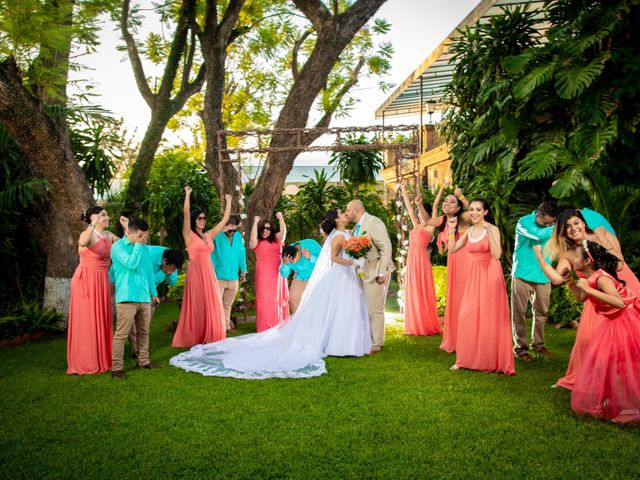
346, 200, 394, 353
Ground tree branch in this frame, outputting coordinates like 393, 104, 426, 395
292, 0, 331, 31
121, 0, 155, 108
291, 28, 314, 81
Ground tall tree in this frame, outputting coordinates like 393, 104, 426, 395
0, 1, 108, 316
119, 0, 206, 213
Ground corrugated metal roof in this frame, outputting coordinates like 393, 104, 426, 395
375, 0, 546, 119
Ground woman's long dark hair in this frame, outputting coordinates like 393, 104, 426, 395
546, 208, 594, 262
469, 197, 495, 225
320, 209, 339, 235
437, 195, 464, 237
190, 208, 205, 239
582, 240, 624, 285
80, 206, 103, 224
258, 219, 277, 243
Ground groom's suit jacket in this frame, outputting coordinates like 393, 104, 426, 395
356, 212, 394, 284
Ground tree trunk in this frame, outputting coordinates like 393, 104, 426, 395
0, 57, 94, 319
246, 0, 387, 220
123, 106, 178, 213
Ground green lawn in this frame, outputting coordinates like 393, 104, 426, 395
1, 303, 639, 479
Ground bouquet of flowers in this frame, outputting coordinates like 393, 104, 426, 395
343, 235, 372, 277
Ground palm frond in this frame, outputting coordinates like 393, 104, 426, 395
555, 52, 610, 99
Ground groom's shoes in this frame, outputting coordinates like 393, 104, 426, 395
137, 362, 161, 370
370, 346, 381, 355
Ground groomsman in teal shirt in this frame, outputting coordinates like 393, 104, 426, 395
212, 215, 247, 331
126, 246, 183, 358
110, 219, 159, 378
280, 239, 321, 313
511, 202, 558, 362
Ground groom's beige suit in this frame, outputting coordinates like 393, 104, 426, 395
354, 212, 394, 349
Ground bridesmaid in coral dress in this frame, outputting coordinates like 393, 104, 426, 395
172, 187, 231, 348
534, 209, 640, 389
427, 185, 472, 352
399, 182, 440, 336
569, 241, 640, 424
67, 207, 119, 374
447, 199, 515, 375
250, 213, 289, 332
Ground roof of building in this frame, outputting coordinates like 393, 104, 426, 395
375, 0, 545, 119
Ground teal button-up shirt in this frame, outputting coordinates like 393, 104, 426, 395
212, 231, 247, 281
147, 246, 178, 287
111, 238, 157, 304
582, 208, 616, 237
512, 211, 554, 284
279, 239, 321, 281
110, 245, 178, 287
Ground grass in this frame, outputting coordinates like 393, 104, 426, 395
1, 303, 639, 480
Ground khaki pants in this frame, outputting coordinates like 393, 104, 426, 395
218, 279, 239, 330
289, 279, 308, 314
510, 277, 551, 355
113, 302, 151, 370
363, 278, 389, 349
128, 304, 156, 355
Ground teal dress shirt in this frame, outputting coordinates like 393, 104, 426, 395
110, 245, 178, 287
512, 211, 554, 284
279, 239, 322, 281
212, 231, 247, 281
111, 238, 157, 304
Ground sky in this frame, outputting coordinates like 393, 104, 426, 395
70, 0, 478, 165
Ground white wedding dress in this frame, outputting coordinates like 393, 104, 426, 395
170, 229, 372, 379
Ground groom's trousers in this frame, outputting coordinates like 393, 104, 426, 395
363, 279, 389, 349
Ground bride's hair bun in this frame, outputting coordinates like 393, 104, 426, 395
80, 206, 103, 224
320, 209, 339, 235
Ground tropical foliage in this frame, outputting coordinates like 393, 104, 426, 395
442, 0, 640, 268
329, 134, 385, 186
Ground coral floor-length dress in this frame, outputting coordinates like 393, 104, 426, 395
454, 233, 515, 375
571, 270, 640, 424
438, 219, 472, 352
556, 262, 640, 389
67, 238, 113, 374
173, 232, 226, 347
404, 228, 441, 336
253, 239, 289, 332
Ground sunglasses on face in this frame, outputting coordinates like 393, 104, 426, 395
261, 226, 272, 231
197, 215, 206, 220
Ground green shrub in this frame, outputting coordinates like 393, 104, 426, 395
432, 265, 447, 317
0, 303, 63, 340
167, 273, 186, 304
548, 283, 582, 326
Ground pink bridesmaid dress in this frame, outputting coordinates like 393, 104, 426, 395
437, 218, 472, 352
253, 239, 289, 332
571, 270, 640, 424
454, 233, 515, 375
556, 262, 640, 389
173, 232, 226, 347
67, 238, 113, 374
404, 228, 441, 336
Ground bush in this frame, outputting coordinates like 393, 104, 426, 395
0, 303, 63, 340
167, 273, 186, 304
432, 265, 447, 317
548, 283, 582, 326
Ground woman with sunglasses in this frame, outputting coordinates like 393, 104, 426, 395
249, 213, 289, 332
172, 186, 231, 347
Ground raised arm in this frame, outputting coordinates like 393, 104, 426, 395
249, 216, 260, 250
454, 186, 469, 209
207, 194, 232, 238
432, 184, 445, 216
486, 223, 502, 260
182, 186, 193, 246
330, 234, 354, 266
275, 212, 286, 243
447, 217, 468, 253
577, 275, 624, 308
78, 211, 101, 250
400, 182, 420, 228
533, 244, 568, 285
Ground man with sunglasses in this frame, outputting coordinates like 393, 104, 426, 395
211, 215, 247, 331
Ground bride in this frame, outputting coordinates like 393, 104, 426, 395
170, 209, 372, 379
